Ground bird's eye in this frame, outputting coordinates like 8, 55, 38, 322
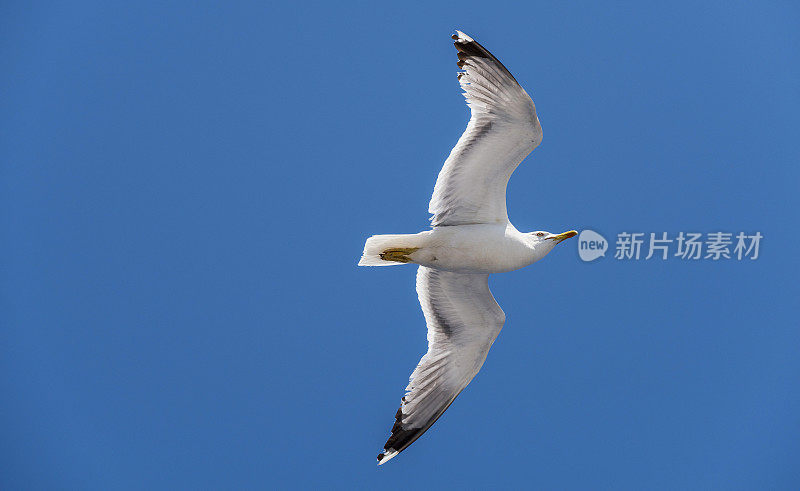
536, 232, 546, 237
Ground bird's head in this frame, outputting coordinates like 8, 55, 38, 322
527, 230, 578, 256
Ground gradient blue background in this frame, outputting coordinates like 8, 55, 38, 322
2, 1, 798, 489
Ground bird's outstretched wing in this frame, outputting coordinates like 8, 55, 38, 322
377, 266, 505, 464
428, 31, 542, 227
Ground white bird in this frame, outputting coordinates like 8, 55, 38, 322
359, 30, 576, 465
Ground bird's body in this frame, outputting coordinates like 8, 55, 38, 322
359, 30, 576, 465
362, 223, 556, 274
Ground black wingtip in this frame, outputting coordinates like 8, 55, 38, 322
377, 395, 460, 465
449, 30, 518, 84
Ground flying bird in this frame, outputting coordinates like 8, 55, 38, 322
359, 30, 576, 465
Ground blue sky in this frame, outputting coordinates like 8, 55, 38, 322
2, 1, 799, 489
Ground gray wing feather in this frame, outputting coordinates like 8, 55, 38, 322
377, 266, 505, 464
428, 31, 542, 227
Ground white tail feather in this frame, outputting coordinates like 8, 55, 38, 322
358, 233, 422, 266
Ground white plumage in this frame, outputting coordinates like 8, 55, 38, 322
359, 30, 576, 465
429, 31, 542, 227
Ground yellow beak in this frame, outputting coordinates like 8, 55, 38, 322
547, 230, 578, 244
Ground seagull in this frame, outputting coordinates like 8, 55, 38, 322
359, 30, 577, 465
